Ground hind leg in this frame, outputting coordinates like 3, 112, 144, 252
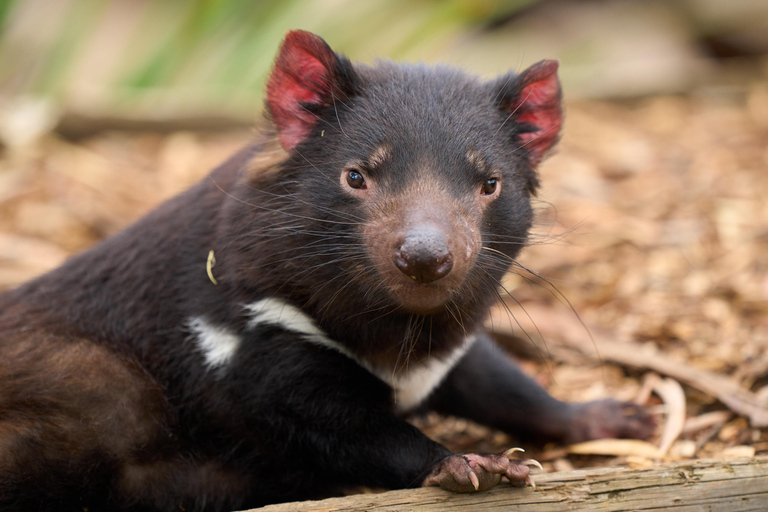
0, 332, 173, 510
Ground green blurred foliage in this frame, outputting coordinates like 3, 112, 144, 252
0, 0, 535, 116
1, 0, 765, 121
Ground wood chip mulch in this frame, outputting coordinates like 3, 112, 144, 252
1, 86, 766, 474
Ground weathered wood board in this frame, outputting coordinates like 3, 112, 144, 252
246, 457, 768, 511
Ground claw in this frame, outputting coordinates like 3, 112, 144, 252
521, 458, 543, 471
525, 476, 536, 488
502, 447, 525, 458
468, 469, 480, 491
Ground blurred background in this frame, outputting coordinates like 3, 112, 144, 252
3, 0, 768, 137
1, 0, 767, 468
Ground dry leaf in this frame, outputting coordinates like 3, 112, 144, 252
567, 439, 664, 458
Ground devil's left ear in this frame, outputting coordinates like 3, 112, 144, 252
494, 60, 562, 167
266, 30, 358, 151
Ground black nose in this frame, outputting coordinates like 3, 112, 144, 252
393, 228, 454, 284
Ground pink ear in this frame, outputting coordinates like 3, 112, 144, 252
510, 60, 562, 166
266, 31, 339, 151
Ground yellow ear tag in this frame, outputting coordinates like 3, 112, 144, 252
206, 250, 218, 285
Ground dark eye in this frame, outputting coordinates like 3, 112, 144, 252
481, 178, 498, 196
345, 169, 366, 190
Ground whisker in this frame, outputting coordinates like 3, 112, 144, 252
477, 248, 601, 367
494, 86, 535, 137
331, 91, 348, 139
210, 177, 360, 226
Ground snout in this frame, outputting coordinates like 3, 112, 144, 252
362, 194, 481, 313
394, 228, 454, 284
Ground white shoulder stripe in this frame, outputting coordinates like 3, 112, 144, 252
188, 316, 242, 368
244, 298, 355, 360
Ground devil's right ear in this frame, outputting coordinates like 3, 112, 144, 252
266, 30, 358, 151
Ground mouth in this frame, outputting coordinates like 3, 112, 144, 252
388, 280, 455, 314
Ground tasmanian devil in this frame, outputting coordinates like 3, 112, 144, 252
0, 30, 652, 511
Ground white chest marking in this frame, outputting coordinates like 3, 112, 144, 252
244, 298, 477, 412
386, 335, 476, 412
188, 316, 242, 368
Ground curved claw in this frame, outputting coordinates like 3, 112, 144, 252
502, 447, 525, 458
520, 458, 543, 471
525, 476, 536, 488
468, 469, 480, 491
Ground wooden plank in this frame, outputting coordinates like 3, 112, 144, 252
245, 457, 768, 511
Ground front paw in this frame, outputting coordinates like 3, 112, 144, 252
567, 399, 656, 444
422, 449, 539, 493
